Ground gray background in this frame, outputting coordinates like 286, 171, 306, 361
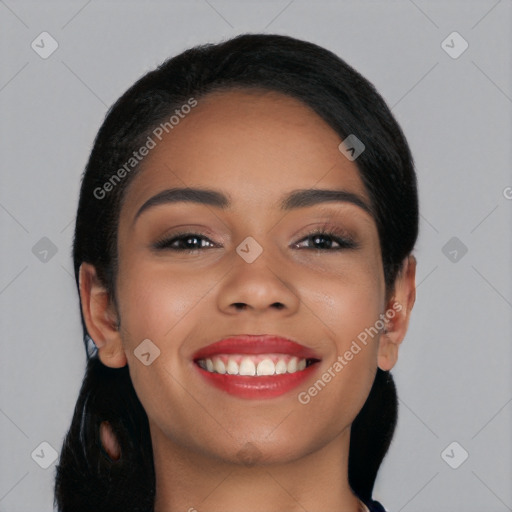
1, 1, 511, 511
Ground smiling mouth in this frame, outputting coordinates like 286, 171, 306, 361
195, 353, 320, 376
192, 335, 323, 398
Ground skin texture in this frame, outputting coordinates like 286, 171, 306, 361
79, 89, 416, 512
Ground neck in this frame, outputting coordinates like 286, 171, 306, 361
151, 422, 363, 512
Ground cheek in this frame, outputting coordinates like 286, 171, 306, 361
116, 257, 205, 345
295, 283, 380, 437
318, 280, 381, 372
294, 260, 383, 416
306, 255, 385, 343
115, 261, 210, 434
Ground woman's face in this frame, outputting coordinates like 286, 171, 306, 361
109, 89, 390, 464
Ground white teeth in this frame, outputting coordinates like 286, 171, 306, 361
226, 359, 239, 375
256, 358, 275, 376
213, 358, 226, 374
287, 357, 298, 373
197, 354, 312, 376
239, 357, 256, 376
275, 359, 287, 374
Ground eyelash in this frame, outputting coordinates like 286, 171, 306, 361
152, 224, 359, 253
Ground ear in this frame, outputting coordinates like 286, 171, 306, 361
377, 255, 416, 371
78, 262, 127, 368
99, 421, 121, 461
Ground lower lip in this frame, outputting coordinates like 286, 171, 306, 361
194, 363, 319, 399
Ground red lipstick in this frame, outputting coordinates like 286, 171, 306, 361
192, 335, 321, 399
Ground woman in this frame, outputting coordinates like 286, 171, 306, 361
54, 33, 418, 512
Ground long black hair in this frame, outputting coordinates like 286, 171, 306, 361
54, 33, 418, 511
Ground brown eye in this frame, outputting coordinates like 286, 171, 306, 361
152, 227, 359, 253
153, 232, 217, 251
294, 228, 359, 251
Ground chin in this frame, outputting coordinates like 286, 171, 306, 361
206, 436, 313, 468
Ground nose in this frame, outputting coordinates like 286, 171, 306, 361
217, 252, 300, 316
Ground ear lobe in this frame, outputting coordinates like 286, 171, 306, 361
78, 262, 127, 368
99, 421, 122, 461
377, 255, 417, 371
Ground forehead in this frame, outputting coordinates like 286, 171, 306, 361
120, 88, 370, 221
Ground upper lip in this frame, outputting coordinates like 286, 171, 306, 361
192, 334, 321, 361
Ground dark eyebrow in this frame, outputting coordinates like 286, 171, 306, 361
281, 188, 372, 216
133, 187, 373, 225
